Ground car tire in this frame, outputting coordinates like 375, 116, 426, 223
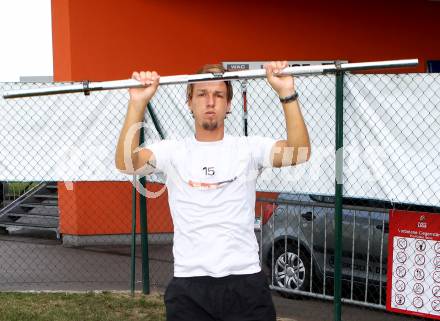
271, 242, 311, 298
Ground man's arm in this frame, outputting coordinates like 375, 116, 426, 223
265, 61, 311, 167
115, 71, 160, 174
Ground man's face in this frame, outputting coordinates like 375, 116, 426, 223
188, 81, 230, 131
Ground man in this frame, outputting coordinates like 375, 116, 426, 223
115, 61, 310, 321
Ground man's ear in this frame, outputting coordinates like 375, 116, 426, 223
187, 97, 193, 110
226, 101, 231, 114
187, 100, 194, 117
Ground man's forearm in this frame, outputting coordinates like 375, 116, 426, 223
115, 99, 148, 171
282, 98, 311, 162
282, 99, 309, 147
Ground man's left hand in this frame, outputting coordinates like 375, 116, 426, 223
265, 61, 296, 98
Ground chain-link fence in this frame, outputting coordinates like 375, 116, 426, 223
341, 74, 440, 319
252, 73, 440, 320
0, 73, 439, 320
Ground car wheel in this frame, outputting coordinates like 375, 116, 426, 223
272, 243, 311, 297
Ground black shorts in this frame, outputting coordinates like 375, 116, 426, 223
164, 270, 276, 321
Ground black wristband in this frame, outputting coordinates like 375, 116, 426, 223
279, 91, 298, 104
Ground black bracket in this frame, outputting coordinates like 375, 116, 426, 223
82, 80, 90, 96
212, 72, 224, 78
324, 60, 344, 75
334, 60, 343, 74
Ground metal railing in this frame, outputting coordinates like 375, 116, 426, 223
256, 195, 427, 310
0, 181, 39, 210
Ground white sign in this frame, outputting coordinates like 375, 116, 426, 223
388, 210, 440, 319
222, 60, 348, 71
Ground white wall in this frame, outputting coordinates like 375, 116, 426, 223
0, 0, 53, 81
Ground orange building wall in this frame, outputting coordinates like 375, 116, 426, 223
58, 182, 173, 235
52, 0, 440, 236
52, 0, 440, 82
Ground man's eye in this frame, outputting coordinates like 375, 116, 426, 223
198, 93, 206, 96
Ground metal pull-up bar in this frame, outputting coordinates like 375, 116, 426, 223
2, 59, 418, 99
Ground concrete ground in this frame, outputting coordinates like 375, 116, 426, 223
272, 293, 420, 321
0, 230, 419, 321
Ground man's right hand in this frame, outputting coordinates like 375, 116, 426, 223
129, 71, 160, 104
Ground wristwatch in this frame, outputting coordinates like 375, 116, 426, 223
279, 91, 298, 104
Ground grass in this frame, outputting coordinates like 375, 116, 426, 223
3, 182, 38, 199
0, 292, 166, 321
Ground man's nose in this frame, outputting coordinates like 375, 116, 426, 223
207, 94, 215, 106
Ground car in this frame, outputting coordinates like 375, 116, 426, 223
255, 193, 440, 303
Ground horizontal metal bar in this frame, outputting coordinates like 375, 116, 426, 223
269, 285, 386, 310
0, 182, 45, 216
339, 59, 418, 71
256, 197, 389, 213
2, 59, 418, 99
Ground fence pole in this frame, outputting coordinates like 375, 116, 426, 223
139, 118, 150, 294
334, 69, 344, 321
241, 80, 248, 136
130, 175, 137, 296
147, 103, 165, 139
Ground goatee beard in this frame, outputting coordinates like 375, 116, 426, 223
202, 120, 218, 131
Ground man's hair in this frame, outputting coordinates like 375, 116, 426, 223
186, 64, 233, 103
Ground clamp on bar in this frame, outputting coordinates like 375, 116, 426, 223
334, 60, 345, 75
212, 72, 224, 79
334, 60, 343, 71
82, 80, 90, 96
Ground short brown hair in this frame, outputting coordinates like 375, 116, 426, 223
186, 64, 233, 103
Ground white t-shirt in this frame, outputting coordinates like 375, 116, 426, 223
147, 134, 276, 277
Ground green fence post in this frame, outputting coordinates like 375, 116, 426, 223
334, 69, 344, 321
130, 101, 160, 296
139, 118, 150, 294
130, 176, 137, 296
147, 103, 165, 140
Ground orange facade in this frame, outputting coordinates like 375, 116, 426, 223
58, 182, 173, 234
52, 0, 440, 82
51, 0, 440, 235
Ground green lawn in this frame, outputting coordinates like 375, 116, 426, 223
0, 292, 166, 321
